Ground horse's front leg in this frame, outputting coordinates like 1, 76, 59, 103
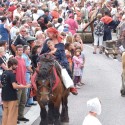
53, 107, 61, 125
39, 107, 48, 125
48, 102, 54, 124
61, 95, 69, 123
53, 97, 62, 125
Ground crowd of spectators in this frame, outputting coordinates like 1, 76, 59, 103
0, 0, 125, 124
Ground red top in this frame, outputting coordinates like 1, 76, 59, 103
101, 15, 113, 24
8, 6, 16, 12
15, 56, 26, 85
51, 10, 60, 19
0, 7, 4, 11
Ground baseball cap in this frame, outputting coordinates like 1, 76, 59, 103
44, 9, 49, 12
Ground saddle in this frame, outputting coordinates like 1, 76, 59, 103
30, 53, 63, 97
39, 53, 62, 80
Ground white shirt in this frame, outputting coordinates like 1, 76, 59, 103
111, 8, 117, 16
62, 1, 68, 8
33, 13, 39, 21
13, 9, 24, 19
82, 114, 102, 125
55, 23, 64, 32
10, 26, 19, 41
25, 9, 32, 17
47, 1, 56, 11
37, 9, 44, 17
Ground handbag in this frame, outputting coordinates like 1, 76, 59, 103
55, 61, 74, 89
61, 68, 74, 88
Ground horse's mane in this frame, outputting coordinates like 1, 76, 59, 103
37, 54, 56, 81
39, 53, 55, 63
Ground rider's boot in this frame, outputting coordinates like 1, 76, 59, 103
70, 87, 78, 95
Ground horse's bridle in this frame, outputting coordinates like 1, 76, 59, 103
37, 80, 51, 95
37, 65, 54, 97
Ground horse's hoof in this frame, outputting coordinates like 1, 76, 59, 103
53, 121, 61, 125
61, 122, 69, 125
61, 118, 69, 123
121, 94, 125, 97
48, 122, 53, 125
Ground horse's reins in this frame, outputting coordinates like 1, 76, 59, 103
37, 80, 51, 96
37, 65, 55, 97
35, 54, 58, 97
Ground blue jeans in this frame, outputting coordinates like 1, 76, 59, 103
0, 105, 2, 124
26, 73, 34, 105
26, 88, 34, 105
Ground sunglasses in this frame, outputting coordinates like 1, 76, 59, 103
62, 34, 66, 36
21, 30, 26, 32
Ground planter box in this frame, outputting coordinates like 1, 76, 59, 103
77, 30, 94, 43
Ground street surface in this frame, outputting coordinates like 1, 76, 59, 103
19, 44, 125, 125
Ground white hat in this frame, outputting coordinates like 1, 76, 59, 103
75, 7, 80, 11
87, 97, 101, 115
10, 2, 14, 5
64, 24, 69, 28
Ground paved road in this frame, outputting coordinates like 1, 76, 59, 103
18, 44, 125, 125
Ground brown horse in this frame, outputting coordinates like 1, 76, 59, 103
31, 53, 69, 125
121, 52, 125, 96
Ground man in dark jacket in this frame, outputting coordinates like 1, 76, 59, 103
37, 9, 52, 31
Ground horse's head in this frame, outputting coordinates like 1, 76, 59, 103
37, 54, 55, 78
36, 54, 55, 106
36, 79, 52, 106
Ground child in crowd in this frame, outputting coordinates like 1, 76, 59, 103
65, 42, 74, 73
47, 40, 69, 68
73, 34, 85, 84
73, 48, 83, 88
82, 97, 102, 125
47, 40, 60, 60
73, 33, 84, 50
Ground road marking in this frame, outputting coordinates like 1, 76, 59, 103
20, 103, 40, 125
